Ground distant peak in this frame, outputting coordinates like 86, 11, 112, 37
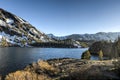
96, 32, 106, 34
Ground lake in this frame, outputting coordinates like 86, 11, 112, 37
0, 47, 98, 76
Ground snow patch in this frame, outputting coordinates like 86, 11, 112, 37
6, 18, 14, 24
0, 35, 3, 41
0, 19, 6, 26
40, 36, 45, 41
0, 31, 30, 47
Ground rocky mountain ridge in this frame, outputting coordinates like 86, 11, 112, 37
47, 32, 120, 42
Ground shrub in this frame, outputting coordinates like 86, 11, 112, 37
37, 60, 59, 75
81, 50, 91, 60
5, 71, 51, 80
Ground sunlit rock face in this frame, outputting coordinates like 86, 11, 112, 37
0, 8, 51, 47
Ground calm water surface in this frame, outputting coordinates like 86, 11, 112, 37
0, 47, 98, 75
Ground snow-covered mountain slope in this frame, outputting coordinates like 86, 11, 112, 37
0, 8, 51, 47
47, 32, 120, 42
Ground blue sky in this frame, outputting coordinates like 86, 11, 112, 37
0, 0, 120, 36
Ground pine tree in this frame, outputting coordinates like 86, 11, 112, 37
1, 37, 8, 47
98, 50, 103, 61
21, 39, 26, 47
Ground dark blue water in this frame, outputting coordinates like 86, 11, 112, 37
0, 47, 98, 75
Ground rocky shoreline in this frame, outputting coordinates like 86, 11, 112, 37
1, 58, 120, 80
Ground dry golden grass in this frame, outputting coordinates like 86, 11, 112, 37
5, 71, 51, 80
37, 60, 57, 72
5, 59, 119, 80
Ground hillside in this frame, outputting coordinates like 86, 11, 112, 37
0, 8, 51, 47
89, 38, 120, 58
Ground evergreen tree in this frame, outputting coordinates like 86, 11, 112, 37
1, 37, 8, 47
98, 50, 103, 61
20, 39, 26, 47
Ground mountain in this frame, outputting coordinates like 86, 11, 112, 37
47, 32, 120, 42
0, 8, 51, 47
47, 34, 67, 40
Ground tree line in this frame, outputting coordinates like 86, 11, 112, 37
82, 37, 120, 60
